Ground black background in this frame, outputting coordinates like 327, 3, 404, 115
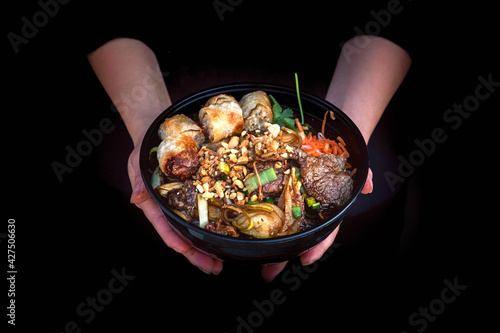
5, 1, 498, 332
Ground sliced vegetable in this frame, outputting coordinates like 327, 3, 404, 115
197, 194, 209, 228
292, 206, 301, 218
311, 202, 321, 210
151, 166, 164, 189
245, 167, 278, 194
305, 197, 317, 207
149, 146, 158, 164
301, 132, 349, 157
155, 182, 183, 198
242, 219, 254, 231
221, 203, 285, 238
294, 168, 301, 181
218, 161, 230, 175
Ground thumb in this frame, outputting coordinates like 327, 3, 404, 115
128, 147, 150, 205
361, 168, 373, 194
130, 178, 150, 204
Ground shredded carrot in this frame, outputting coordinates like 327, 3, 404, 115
321, 111, 328, 137
301, 131, 349, 158
296, 111, 350, 163
295, 118, 304, 132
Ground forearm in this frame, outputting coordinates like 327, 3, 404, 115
326, 35, 411, 143
87, 38, 171, 146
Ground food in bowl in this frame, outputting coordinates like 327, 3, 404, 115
150, 90, 356, 239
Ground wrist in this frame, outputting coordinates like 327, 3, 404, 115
116, 90, 172, 147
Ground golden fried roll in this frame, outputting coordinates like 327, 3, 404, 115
158, 114, 205, 148
157, 134, 200, 180
239, 91, 273, 131
199, 94, 244, 142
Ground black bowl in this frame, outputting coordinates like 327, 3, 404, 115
140, 83, 369, 263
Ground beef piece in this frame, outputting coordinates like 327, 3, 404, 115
255, 161, 286, 196
166, 180, 197, 221
289, 147, 308, 165
205, 220, 239, 237
300, 154, 353, 207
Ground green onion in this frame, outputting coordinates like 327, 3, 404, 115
292, 206, 301, 218
149, 146, 158, 164
245, 168, 278, 194
295, 73, 304, 124
218, 161, 230, 175
265, 197, 275, 204
306, 197, 317, 207
197, 194, 209, 228
311, 202, 320, 210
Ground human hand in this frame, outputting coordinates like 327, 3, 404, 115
260, 168, 373, 282
128, 140, 223, 275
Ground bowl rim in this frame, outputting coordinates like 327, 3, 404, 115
139, 82, 369, 244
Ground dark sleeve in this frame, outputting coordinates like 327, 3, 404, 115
338, 0, 418, 57
71, 1, 218, 58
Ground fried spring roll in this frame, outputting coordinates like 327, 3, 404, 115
157, 135, 200, 180
157, 114, 204, 180
199, 94, 244, 142
158, 114, 205, 147
239, 91, 273, 131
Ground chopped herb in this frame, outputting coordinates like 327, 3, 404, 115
269, 94, 297, 131
269, 74, 315, 134
265, 197, 275, 204
292, 206, 302, 218
305, 197, 317, 207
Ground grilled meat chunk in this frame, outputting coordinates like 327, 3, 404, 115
166, 180, 198, 221
300, 154, 353, 207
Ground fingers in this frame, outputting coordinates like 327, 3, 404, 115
184, 247, 224, 275
130, 179, 151, 205
135, 197, 191, 254
127, 144, 223, 275
300, 222, 341, 266
134, 197, 223, 275
361, 167, 373, 194
261, 261, 288, 283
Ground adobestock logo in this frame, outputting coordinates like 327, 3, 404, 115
226, 244, 340, 333
400, 276, 467, 333
7, 0, 71, 54
384, 73, 498, 192
49, 267, 135, 333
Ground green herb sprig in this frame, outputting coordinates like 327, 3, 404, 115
269, 73, 315, 134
